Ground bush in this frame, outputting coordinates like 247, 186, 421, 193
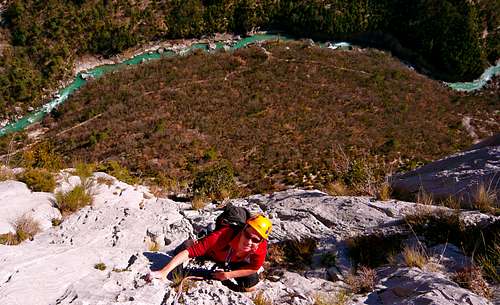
266, 238, 318, 271
96, 161, 137, 185
192, 161, 235, 200
18, 168, 56, 192
345, 266, 377, 294
55, 185, 92, 214
21, 142, 63, 171
347, 233, 405, 268
452, 266, 491, 298
73, 162, 96, 184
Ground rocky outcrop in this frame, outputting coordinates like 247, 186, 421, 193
0, 173, 496, 305
390, 134, 500, 203
0, 180, 61, 234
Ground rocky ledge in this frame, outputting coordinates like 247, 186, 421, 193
0, 170, 498, 305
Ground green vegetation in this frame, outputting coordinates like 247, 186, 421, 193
55, 185, 93, 214
94, 262, 107, 271
96, 161, 137, 185
17, 168, 56, 192
404, 209, 499, 283
0, 0, 497, 117
347, 233, 406, 268
192, 161, 235, 200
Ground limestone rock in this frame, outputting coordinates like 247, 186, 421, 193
0, 180, 61, 234
0, 174, 495, 305
390, 134, 500, 203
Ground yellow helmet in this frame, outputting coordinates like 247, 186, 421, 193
246, 214, 272, 240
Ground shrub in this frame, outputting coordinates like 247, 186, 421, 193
55, 185, 93, 214
97, 161, 137, 185
73, 162, 96, 185
192, 161, 235, 200
18, 168, 56, 192
266, 238, 317, 271
320, 251, 337, 268
21, 142, 63, 171
345, 266, 377, 294
452, 266, 491, 298
94, 263, 107, 271
347, 233, 405, 268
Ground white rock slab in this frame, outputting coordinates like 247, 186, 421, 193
0, 180, 61, 234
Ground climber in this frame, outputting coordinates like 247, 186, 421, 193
150, 214, 272, 292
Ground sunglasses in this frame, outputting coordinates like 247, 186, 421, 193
243, 229, 262, 244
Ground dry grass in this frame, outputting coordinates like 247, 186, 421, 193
472, 182, 498, 213
416, 187, 434, 205
265, 238, 318, 271
376, 182, 392, 201
441, 196, 461, 210
452, 266, 492, 298
252, 291, 273, 305
345, 266, 377, 294
0, 214, 41, 245
325, 181, 349, 196
402, 246, 428, 268
96, 176, 114, 187
73, 161, 96, 185
191, 195, 208, 210
314, 291, 350, 305
0, 166, 15, 181
148, 239, 161, 252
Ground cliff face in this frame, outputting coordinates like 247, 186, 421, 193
0, 170, 497, 305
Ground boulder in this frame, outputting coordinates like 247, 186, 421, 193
0, 180, 61, 234
390, 134, 500, 203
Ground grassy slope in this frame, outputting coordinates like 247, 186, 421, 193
35, 41, 499, 195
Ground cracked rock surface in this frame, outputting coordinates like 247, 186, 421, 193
0, 173, 496, 305
390, 134, 500, 202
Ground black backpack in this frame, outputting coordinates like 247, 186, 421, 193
215, 203, 251, 231
196, 203, 251, 239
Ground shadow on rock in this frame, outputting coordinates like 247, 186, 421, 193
143, 251, 171, 271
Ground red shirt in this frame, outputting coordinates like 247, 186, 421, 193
187, 226, 267, 270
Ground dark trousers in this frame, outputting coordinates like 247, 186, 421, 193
173, 239, 259, 290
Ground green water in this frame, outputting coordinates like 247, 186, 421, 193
0, 34, 498, 137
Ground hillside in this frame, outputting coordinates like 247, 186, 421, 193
11, 41, 495, 197
0, 0, 498, 118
